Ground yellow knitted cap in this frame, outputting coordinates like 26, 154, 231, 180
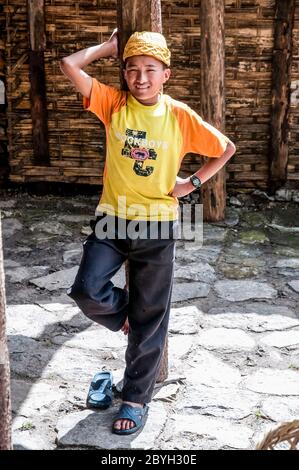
123, 31, 171, 66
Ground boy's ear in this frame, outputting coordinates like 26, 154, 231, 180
163, 68, 171, 82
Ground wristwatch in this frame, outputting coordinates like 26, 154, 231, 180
190, 175, 202, 189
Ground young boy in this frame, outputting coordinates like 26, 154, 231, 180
60, 29, 236, 435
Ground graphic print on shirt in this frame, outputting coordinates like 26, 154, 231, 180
121, 129, 157, 177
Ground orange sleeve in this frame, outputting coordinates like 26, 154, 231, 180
186, 109, 229, 157
83, 77, 124, 125
171, 101, 229, 158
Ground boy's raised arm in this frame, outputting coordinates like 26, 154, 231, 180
59, 29, 118, 99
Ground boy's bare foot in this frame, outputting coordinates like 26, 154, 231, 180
122, 283, 129, 335
121, 318, 129, 335
121, 317, 129, 335
113, 401, 143, 431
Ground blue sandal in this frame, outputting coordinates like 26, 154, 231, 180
86, 371, 113, 409
112, 403, 149, 435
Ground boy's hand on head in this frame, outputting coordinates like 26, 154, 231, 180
107, 28, 119, 58
168, 176, 194, 198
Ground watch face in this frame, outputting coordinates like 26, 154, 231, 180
190, 176, 201, 188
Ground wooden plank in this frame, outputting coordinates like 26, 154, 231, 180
200, 0, 226, 222
28, 0, 50, 165
227, 164, 252, 172
22, 166, 60, 175
0, 219, 12, 450
269, 0, 295, 192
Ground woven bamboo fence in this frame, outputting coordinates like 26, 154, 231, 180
2, 0, 299, 190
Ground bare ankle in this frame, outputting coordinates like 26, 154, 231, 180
122, 400, 143, 408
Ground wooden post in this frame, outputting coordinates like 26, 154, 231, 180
0, 217, 12, 450
27, 0, 50, 165
269, 0, 295, 193
200, 0, 226, 221
117, 0, 168, 383
117, 0, 162, 91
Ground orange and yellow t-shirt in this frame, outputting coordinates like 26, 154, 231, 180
83, 77, 229, 221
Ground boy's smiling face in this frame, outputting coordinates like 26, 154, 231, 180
123, 55, 171, 106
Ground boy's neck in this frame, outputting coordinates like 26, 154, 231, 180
132, 93, 162, 106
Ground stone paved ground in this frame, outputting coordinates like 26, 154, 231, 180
1, 189, 299, 450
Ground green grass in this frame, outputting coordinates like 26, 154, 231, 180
19, 422, 36, 431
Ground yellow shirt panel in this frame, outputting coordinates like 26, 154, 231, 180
99, 93, 182, 220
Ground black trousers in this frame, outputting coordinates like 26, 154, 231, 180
67, 215, 177, 404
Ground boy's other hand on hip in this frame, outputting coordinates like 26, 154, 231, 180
169, 176, 194, 198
